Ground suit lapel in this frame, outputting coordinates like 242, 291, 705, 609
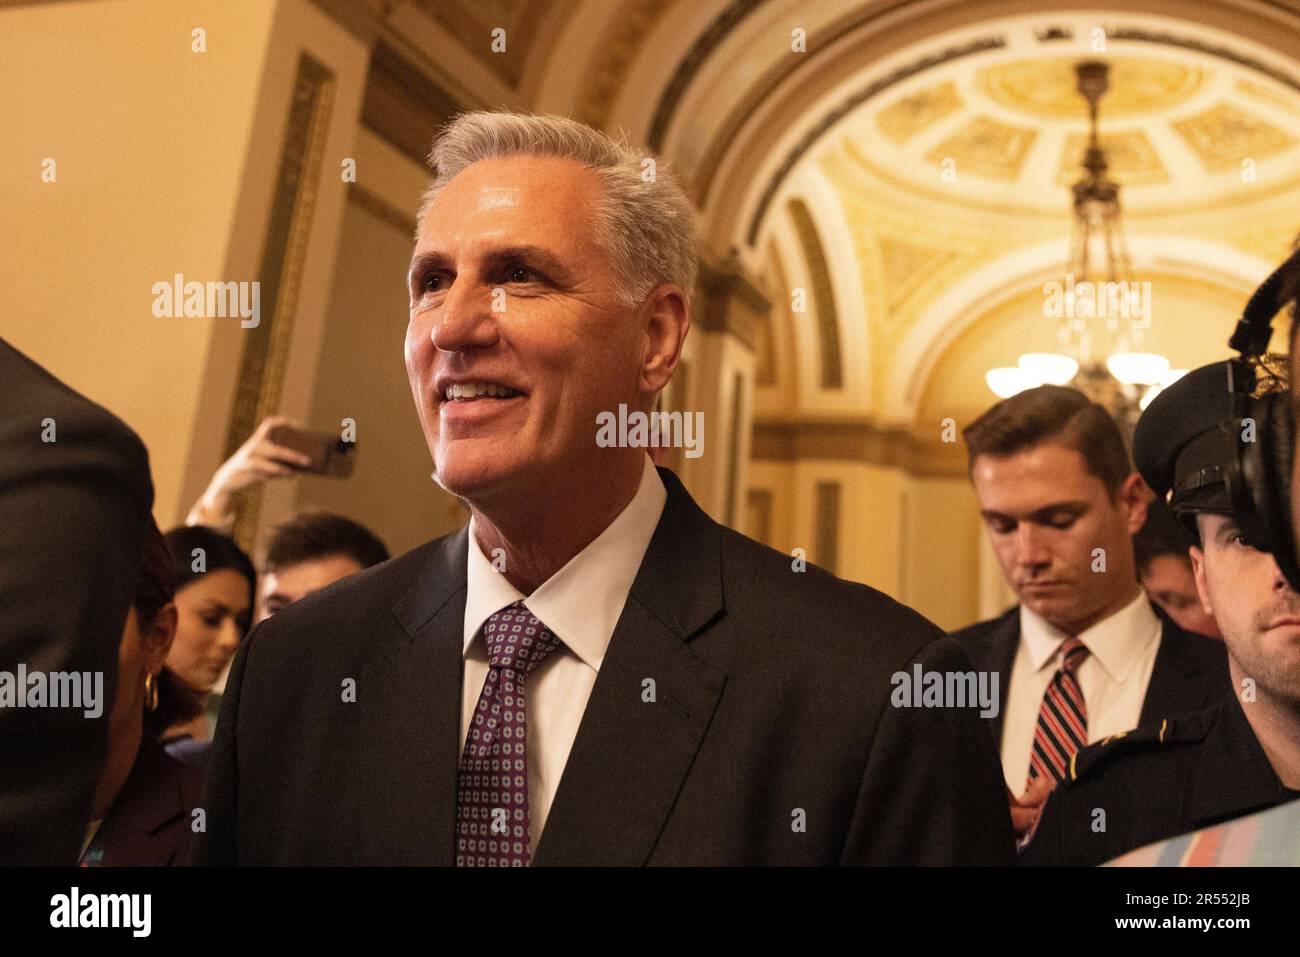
1139, 617, 1205, 727
532, 468, 727, 866
991, 608, 1019, 751
358, 529, 468, 865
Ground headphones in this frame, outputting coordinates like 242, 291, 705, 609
1226, 246, 1300, 591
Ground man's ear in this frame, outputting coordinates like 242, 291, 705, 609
1121, 473, 1152, 536
141, 603, 178, 675
639, 283, 689, 396
1189, 546, 1215, 617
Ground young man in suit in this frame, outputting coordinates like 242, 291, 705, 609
1021, 360, 1300, 865
951, 386, 1227, 839
0, 338, 155, 865
196, 112, 1013, 866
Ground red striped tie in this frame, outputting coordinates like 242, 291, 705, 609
1027, 637, 1089, 786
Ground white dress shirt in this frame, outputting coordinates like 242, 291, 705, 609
460, 455, 667, 854
1001, 589, 1162, 792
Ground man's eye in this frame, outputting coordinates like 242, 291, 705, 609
508, 266, 534, 283
1227, 531, 1254, 548
201, 614, 222, 628
1048, 516, 1076, 530
422, 274, 445, 293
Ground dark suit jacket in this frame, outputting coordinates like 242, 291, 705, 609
197, 468, 1014, 865
952, 602, 1229, 753
82, 737, 206, 866
0, 339, 154, 865
1020, 695, 1300, 866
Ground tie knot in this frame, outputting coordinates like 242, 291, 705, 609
481, 601, 559, 676
1060, 637, 1089, 672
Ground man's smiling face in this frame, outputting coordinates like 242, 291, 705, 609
405, 156, 644, 504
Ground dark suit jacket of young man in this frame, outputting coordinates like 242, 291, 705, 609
0, 338, 154, 865
952, 603, 1229, 753
196, 468, 1015, 866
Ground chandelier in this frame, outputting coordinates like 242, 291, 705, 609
985, 60, 1184, 427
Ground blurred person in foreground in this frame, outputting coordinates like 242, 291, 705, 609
197, 111, 1012, 866
82, 518, 205, 866
0, 338, 154, 865
1022, 359, 1300, 865
1135, 499, 1222, 639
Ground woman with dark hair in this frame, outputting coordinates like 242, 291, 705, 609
81, 519, 205, 866
158, 526, 255, 761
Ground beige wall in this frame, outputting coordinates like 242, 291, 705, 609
0, 0, 277, 525
747, 461, 988, 631
294, 190, 466, 556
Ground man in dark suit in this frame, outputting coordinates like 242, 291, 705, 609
196, 111, 1013, 866
0, 338, 155, 865
951, 385, 1226, 839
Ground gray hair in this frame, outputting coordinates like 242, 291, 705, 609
416, 111, 698, 307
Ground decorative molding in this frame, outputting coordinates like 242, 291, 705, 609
752, 417, 969, 478
408, 0, 554, 89
924, 114, 1037, 182
744, 36, 1006, 245
648, 0, 765, 150
226, 54, 336, 551
746, 487, 773, 543
1173, 101, 1297, 172
726, 371, 746, 526
577, 0, 678, 129
814, 481, 841, 574
348, 181, 415, 234
786, 198, 843, 389
362, 40, 467, 167
694, 252, 770, 350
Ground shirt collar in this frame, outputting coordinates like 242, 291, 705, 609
463, 455, 667, 671
1019, 589, 1161, 681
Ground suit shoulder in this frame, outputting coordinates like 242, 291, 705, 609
715, 525, 944, 654
1160, 621, 1229, 667
0, 339, 152, 493
251, 533, 458, 638
949, 606, 1017, 646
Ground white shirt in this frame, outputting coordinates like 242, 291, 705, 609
1001, 590, 1163, 792
460, 455, 667, 854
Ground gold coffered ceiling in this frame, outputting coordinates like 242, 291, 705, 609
849, 51, 1300, 215
975, 57, 1206, 119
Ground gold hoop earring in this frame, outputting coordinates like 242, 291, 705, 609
145, 672, 159, 712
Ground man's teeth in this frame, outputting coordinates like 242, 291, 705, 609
444, 382, 522, 401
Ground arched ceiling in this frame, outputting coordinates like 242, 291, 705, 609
380, 0, 1300, 430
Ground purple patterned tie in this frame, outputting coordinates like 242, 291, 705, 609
455, 601, 560, 867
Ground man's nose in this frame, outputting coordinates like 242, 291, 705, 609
1016, 523, 1051, 569
1271, 556, 1296, 595
431, 280, 500, 353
